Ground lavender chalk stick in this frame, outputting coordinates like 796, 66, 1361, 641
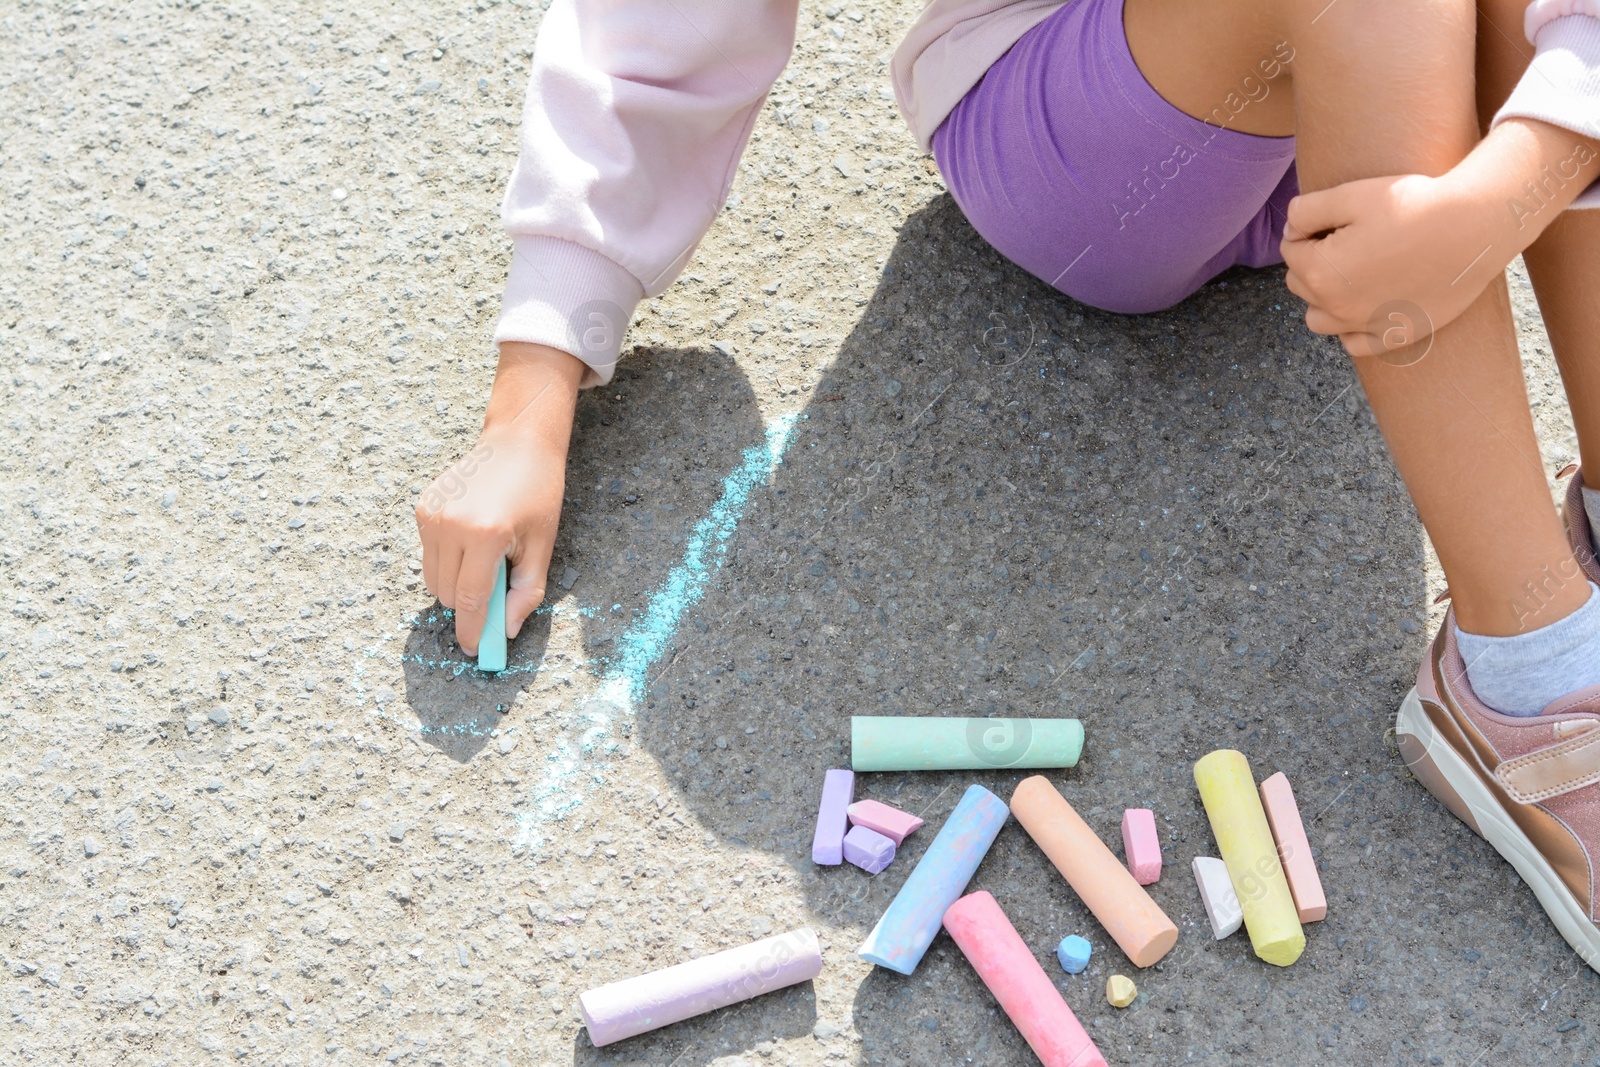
857, 783, 1009, 975
580, 928, 823, 1047
847, 799, 925, 845
843, 825, 896, 874
812, 769, 854, 865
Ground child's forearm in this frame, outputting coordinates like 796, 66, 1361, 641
1450, 116, 1600, 256
482, 342, 585, 443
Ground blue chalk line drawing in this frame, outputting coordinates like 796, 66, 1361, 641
516, 412, 797, 851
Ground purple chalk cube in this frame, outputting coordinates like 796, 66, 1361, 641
843, 824, 896, 874
811, 769, 854, 865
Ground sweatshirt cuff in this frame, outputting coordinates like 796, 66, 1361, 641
1495, 14, 1600, 139
492, 235, 645, 389
1525, 0, 1600, 42
1494, 15, 1600, 211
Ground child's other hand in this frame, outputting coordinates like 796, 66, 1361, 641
414, 342, 586, 656
1281, 172, 1509, 359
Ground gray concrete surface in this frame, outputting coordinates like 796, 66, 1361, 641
2, 1, 1598, 1064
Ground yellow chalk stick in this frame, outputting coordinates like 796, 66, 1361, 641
1105, 975, 1136, 1009
1193, 750, 1305, 967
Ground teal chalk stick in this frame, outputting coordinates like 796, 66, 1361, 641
478, 558, 508, 673
851, 716, 1082, 772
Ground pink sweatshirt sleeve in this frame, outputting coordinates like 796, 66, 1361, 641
1495, 2, 1600, 209
494, 1, 800, 386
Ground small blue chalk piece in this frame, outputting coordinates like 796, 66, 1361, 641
477, 558, 508, 673
1056, 934, 1092, 975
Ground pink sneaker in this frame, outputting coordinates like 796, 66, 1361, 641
1396, 467, 1600, 969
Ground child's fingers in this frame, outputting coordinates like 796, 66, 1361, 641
1283, 267, 1312, 305
1303, 305, 1348, 337
452, 544, 507, 656
435, 543, 464, 610
414, 503, 441, 599
1280, 246, 1332, 311
1339, 331, 1383, 359
1284, 185, 1356, 243
505, 545, 553, 640
1286, 266, 1358, 335
420, 536, 440, 603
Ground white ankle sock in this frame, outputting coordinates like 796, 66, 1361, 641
1457, 583, 1600, 716
1586, 486, 1600, 552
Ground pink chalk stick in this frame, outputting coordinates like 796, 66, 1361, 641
943, 892, 1107, 1067
580, 928, 823, 1047
1120, 808, 1162, 885
1260, 772, 1327, 922
843, 824, 896, 874
847, 799, 925, 845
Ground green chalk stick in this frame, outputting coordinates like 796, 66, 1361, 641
851, 716, 1082, 772
478, 558, 508, 673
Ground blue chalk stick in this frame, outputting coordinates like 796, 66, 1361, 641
811, 769, 854, 865
477, 558, 508, 673
857, 783, 1009, 975
1057, 934, 1092, 974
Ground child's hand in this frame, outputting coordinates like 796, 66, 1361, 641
414, 342, 586, 656
1281, 172, 1510, 359
1284, 117, 1600, 360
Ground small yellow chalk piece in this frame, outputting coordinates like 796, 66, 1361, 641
1106, 974, 1137, 1009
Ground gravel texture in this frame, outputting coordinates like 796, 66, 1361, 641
3, 1, 1599, 1065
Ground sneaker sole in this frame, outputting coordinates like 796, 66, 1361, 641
1395, 687, 1600, 972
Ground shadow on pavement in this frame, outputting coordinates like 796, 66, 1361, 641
399, 605, 552, 763
564, 194, 1433, 1062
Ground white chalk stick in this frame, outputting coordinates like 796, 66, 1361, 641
1191, 856, 1242, 940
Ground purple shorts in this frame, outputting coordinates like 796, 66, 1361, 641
932, 0, 1298, 314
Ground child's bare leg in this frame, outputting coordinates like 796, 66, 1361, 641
1126, 0, 1588, 637
1528, 218, 1600, 479
1526, 214, 1600, 476
1478, 0, 1600, 476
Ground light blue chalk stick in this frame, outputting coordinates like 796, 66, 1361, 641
857, 783, 1009, 975
478, 558, 508, 673
1057, 934, 1092, 974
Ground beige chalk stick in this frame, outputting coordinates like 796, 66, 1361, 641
1010, 777, 1178, 968
1259, 772, 1327, 923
